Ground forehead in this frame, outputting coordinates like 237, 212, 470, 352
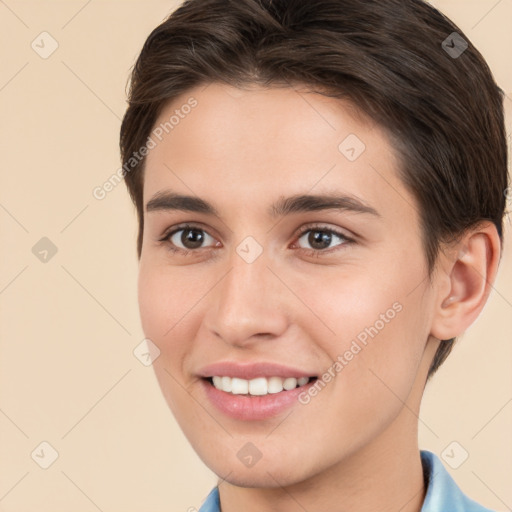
143, 82, 415, 224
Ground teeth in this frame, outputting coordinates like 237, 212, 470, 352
248, 377, 267, 396
283, 377, 297, 390
267, 376, 284, 394
210, 376, 312, 395
221, 376, 232, 392
231, 377, 249, 395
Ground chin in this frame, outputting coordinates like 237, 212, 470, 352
202, 451, 316, 489
217, 468, 303, 489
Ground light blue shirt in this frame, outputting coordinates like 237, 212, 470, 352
198, 450, 495, 511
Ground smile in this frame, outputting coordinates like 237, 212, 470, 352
201, 375, 319, 420
209, 376, 314, 396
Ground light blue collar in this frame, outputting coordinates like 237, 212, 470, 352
198, 450, 495, 512
419, 450, 495, 512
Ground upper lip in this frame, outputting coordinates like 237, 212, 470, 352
197, 361, 317, 380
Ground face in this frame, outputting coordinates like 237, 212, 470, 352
138, 82, 440, 487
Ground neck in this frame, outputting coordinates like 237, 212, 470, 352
218, 416, 426, 512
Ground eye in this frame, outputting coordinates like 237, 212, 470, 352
294, 225, 353, 255
159, 223, 354, 257
160, 224, 218, 253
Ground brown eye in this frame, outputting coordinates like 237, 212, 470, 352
162, 225, 217, 252
295, 226, 352, 254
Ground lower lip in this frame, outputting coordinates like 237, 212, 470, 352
200, 378, 317, 421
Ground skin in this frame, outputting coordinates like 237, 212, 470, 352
138, 82, 500, 512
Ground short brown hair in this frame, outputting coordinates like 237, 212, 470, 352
119, 0, 508, 380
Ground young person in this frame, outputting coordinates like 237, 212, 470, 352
119, 1, 508, 510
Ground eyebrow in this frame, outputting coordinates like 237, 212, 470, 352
145, 191, 381, 218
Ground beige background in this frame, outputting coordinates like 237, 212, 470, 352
0, 1, 511, 510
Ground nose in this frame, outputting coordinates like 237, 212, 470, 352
203, 246, 290, 348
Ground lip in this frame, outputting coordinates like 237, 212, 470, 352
197, 361, 317, 380
200, 377, 317, 421
197, 361, 319, 421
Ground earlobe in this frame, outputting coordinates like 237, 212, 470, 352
430, 223, 501, 341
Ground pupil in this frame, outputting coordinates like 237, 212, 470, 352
309, 231, 331, 250
183, 228, 204, 249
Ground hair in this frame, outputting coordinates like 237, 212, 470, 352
119, 0, 508, 380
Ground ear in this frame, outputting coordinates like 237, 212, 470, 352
430, 221, 501, 341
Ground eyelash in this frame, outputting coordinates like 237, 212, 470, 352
158, 223, 354, 258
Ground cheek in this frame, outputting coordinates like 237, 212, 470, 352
307, 258, 429, 405
138, 261, 197, 340
138, 268, 167, 342
305, 296, 426, 450
137, 264, 199, 419
137, 263, 194, 378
